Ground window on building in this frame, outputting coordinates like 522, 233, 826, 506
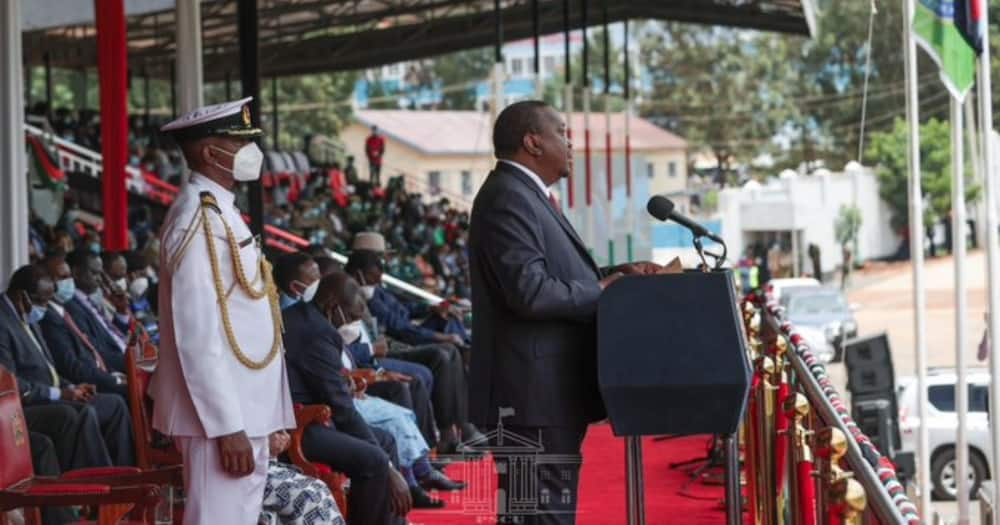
544, 56, 556, 74
461, 171, 473, 196
668, 161, 678, 177
511, 58, 524, 76
428, 171, 442, 195
646, 162, 655, 179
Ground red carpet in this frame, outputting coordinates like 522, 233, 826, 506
410, 424, 727, 524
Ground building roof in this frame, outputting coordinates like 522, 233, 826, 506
354, 110, 687, 156
23, 0, 815, 80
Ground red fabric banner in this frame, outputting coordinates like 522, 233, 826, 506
95, 0, 130, 251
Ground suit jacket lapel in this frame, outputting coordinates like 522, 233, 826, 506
495, 162, 601, 276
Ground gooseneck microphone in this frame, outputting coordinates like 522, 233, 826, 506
646, 195, 715, 240
646, 195, 728, 269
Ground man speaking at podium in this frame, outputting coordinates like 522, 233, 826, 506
469, 101, 657, 524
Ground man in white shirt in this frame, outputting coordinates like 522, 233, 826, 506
151, 98, 295, 525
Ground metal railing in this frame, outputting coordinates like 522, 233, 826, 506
741, 293, 920, 525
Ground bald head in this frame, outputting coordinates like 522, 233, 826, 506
314, 271, 358, 312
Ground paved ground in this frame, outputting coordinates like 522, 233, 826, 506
831, 251, 990, 524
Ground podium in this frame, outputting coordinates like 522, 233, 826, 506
597, 270, 751, 525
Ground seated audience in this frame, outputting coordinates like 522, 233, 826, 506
38, 253, 128, 397
281, 273, 445, 512
275, 252, 437, 447
65, 250, 128, 373
0, 265, 134, 466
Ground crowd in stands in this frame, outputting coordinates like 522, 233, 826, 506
31, 104, 473, 301
261, 165, 474, 300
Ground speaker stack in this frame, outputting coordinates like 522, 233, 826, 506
844, 333, 912, 482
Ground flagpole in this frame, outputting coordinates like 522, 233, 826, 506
902, 0, 931, 517
950, 95, 970, 525
976, 1, 1000, 514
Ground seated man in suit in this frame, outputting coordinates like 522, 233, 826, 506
38, 253, 127, 397
351, 232, 470, 346
281, 272, 453, 510
345, 249, 483, 452
275, 252, 437, 447
0, 264, 135, 466
64, 250, 128, 373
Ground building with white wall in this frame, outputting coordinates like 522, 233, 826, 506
652, 164, 899, 275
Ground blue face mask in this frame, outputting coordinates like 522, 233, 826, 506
88, 242, 101, 254
54, 278, 75, 304
26, 305, 46, 324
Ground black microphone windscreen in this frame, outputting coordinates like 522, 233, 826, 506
646, 195, 674, 221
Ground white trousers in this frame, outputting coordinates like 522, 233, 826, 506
175, 435, 269, 525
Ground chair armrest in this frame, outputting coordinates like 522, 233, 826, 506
59, 467, 141, 480
289, 404, 333, 478
0, 483, 159, 509
60, 465, 183, 488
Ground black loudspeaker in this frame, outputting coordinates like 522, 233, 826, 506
844, 333, 895, 396
597, 270, 752, 437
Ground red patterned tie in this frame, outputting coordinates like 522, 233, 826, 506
63, 310, 108, 372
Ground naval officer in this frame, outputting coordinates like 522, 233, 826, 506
150, 97, 295, 524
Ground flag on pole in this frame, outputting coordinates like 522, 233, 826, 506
913, 0, 978, 98
954, 0, 986, 54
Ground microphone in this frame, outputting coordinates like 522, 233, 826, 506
646, 195, 711, 238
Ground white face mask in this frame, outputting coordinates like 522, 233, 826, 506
211, 143, 264, 182
113, 278, 128, 293
129, 277, 149, 301
300, 280, 319, 302
360, 285, 376, 301
337, 320, 363, 344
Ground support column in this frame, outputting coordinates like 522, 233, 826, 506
0, 0, 28, 285
237, 0, 264, 237
43, 53, 52, 119
491, 0, 505, 123
176, 0, 204, 114
271, 76, 279, 150
94, 0, 130, 252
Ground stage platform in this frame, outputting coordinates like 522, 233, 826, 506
411, 423, 728, 525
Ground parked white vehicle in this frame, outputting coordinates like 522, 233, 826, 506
897, 368, 992, 500
766, 277, 821, 302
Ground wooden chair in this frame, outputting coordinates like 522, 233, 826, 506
0, 367, 181, 525
287, 404, 349, 517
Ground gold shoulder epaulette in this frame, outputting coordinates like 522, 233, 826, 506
200, 191, 221, 213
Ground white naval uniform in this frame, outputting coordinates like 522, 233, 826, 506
150, 173, 295, 525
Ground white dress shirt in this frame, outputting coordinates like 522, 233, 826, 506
499, 159, 551, 197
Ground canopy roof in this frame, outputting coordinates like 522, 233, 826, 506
24, 0, 814, 80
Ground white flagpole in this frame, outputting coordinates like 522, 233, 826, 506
950, 95, 970, 524
902, 0, 931, 516
976, 1, 1000, 513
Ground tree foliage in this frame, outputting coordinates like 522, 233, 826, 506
834, 205, 863, 248
864, 118, 980, 233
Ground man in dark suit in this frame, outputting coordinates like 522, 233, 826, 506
281, 272, 414, 523
38, 254, 127, 397
0, 264, 135, 467
64, 251, 128, 373
469, 101, 657, 524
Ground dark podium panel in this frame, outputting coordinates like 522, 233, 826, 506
597, 270, 751, 437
